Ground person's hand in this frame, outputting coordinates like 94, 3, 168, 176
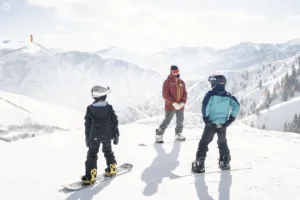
178, 102, 185, 108
203, 116, 213, 126
113, 135, 119, 145
172, 102, 181, 109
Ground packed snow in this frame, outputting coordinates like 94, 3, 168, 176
0, 93, 300, 200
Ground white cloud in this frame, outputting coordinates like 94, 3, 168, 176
27, 0, 266, 54
28, 0, 263, 25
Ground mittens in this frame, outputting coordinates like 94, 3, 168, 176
172, 102, 181, 110
113, 135, 119, 145
178, 102, 185, 108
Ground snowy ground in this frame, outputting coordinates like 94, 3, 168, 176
0, 119, 300, 200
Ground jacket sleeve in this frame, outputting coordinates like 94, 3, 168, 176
84, 107, 91, 140
111, 106, 119, 136
162, 80, 175, 104
202, 91, 213, 117
230, 96, 240, 117
182, 81, 187, 104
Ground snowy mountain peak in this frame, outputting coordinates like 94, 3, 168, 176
285, 38, 300, 46
96, 46, 142, 64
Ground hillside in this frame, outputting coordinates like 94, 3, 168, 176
0, 40, 164, 123
0, 90, 82, 141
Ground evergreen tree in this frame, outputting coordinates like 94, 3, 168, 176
259, 80, 262, 89
240, 98, 244, 106
291, 114, 298, 132
281, 73, 290, 101
292, 64, 297, 78
284, 122, 288, 132
282, 89, 289, 101
272, 87, 277, 99
262, 124, 266, 129
264, 88, 271, 108
251, 100, 257, 113
297, 115, 300, 133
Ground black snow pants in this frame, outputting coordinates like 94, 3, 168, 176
85, 141, 116, 176
196, 124, 230, 159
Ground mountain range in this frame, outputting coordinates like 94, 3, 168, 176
1, 38, 300, 131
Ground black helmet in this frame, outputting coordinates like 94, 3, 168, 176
208, 75, 226, 88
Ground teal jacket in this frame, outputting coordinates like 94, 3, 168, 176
202, 86, 240, 124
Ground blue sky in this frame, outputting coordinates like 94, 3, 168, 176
1, 0, 300, 54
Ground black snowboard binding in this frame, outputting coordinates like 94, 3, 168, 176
191, 157, 205, 173
218, 155, 231, 170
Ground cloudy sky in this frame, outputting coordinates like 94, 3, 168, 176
1, 0, 300, 54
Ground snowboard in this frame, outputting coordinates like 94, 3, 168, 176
173, 167, 252, 179
62, 163, 133, 191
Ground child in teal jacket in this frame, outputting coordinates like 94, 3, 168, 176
192, 75, 240, 173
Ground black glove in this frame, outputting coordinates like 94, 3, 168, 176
85, 138, 89, 147
203, 116, 213, 126
217, 115, 236, 130
113, 135, 119, 145
226, 115, 236, 126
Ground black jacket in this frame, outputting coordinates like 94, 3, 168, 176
84, 101, 119, 144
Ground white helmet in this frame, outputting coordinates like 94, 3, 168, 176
91, 85, 111, 98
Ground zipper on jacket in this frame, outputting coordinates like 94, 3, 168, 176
176, 78, 179, 102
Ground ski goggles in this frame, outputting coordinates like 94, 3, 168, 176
208, 76, 225, 84
171, 69, 179, 74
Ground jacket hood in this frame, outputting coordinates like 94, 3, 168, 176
212, 85, 228, 96
89, 101, 111, 118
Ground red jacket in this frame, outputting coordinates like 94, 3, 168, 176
162, 74, 187, 110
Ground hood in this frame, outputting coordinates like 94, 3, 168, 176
89, 101, 111, 117
212, 85, 228, 96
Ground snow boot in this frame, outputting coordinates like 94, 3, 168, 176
218, 155, 231, 170
175, 133, 186, 141
191, 157, 205, 173
81, 168, 97, 185
105, 163, 117, 177
155, 134, 164, 143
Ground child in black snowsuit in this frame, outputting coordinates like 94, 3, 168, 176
192, 75, 240, 173
81, 85, 120, 185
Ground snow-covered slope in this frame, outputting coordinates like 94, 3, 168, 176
0, 40, 164, 124
242, 96, 300, 131
94, 40, 300, 79
95, 46, 144, 66
0, 112, 300, 199
0, 91, 83, 141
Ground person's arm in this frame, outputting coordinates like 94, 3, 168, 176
181, 81, 187, 104
111, 106, 119, 145
202, 91, 213, 118
162, 80, 175, 103
84, 107, 91, 147
230, 96, 240, 118
111, 106, 119, 136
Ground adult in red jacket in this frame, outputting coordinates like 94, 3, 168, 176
155, 65, 187, 143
